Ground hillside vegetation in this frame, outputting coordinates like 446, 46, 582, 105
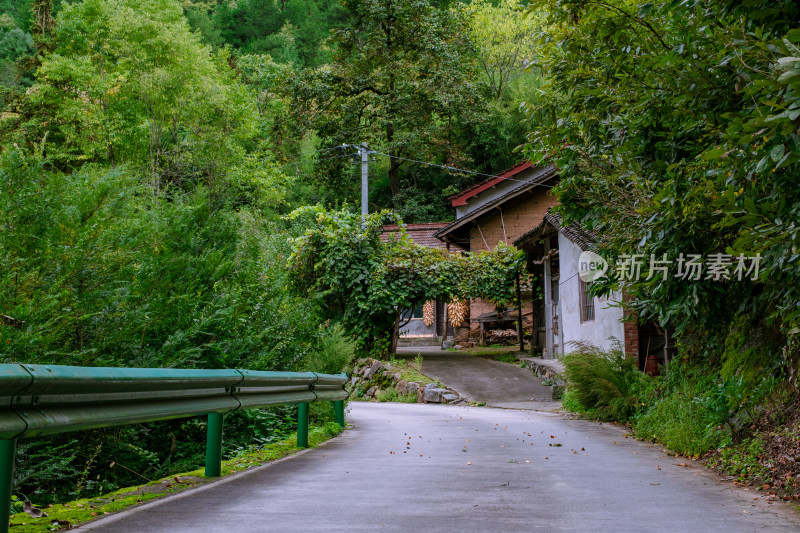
0, 0, 798, 509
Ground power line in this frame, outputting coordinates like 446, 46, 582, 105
277, 151, 356, 170
310, 144, 351, 156
366, 150, 555, 188
276, 144, 555, 191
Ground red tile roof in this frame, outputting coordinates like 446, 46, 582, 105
380, 223, 465, 250
448, 160, 533, 207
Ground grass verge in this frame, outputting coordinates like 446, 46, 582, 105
386, 357, 436, 385
8, 423, 343, 532
449, 346, 522, 364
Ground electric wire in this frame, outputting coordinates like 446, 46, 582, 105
366, 149, 556, 188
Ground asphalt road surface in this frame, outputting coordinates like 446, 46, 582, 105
85, 403, 800, 532
397, 346, 555, 408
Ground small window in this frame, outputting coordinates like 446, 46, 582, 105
579, 279, 595, 322
401, 304, 425, 320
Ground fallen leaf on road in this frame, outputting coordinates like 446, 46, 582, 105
657, 465, 661, 470
675, 463, 688, 467
467, 462, 472, 465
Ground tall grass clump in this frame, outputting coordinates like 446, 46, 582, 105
300, 323, 356, 375
631, 371, 721, 456
561, 341, 649, 422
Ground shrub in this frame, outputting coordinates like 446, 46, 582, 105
559, 389, 585, 414
632, 377, 722, 456
300, 323, 356, 375
629, 362, 781, 456
376, 388, 417, 403
561, 341, 648, 422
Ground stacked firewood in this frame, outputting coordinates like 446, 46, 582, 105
486, 329, 518, 345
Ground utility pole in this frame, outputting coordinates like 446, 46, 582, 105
360, 143, 369, 226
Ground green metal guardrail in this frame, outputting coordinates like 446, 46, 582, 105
0, 364, 348, 533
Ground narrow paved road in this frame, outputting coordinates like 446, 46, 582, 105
86, 403, 799, 532
397, 346, 555, 408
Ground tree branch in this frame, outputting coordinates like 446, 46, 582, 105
586, 0, 672, 52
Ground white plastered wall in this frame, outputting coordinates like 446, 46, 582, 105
557, 234, 625, 353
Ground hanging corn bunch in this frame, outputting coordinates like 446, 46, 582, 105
422, 300, 435, 326
447, 299, 469, 327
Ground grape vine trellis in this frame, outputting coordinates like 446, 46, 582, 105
287, 207, 528, 356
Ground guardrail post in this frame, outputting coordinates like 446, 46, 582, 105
204, 413, 224, 477
297, 402, 309, 448
333, 400, 345, 428
1, 438, 17, 533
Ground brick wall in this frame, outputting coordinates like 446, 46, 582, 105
468, 190, 557, 253
623, 320, 639, 359
622, 293, 639, 359
467, 189, 557, 323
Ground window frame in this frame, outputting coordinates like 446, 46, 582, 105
579, 278, 595, 323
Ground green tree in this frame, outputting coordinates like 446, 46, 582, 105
467, 0, 540, 100
298, 0, 482, 199
287, 207, 526, 356
524, 0, 799, 368
0, 15, 36, 105
210, 0, 344, 67
6, 0, 257, 190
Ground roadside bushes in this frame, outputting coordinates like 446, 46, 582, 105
299, 324, 356, 375
631, 368, 722, 456
561, 342, 647, 421
562, 341, 785, 457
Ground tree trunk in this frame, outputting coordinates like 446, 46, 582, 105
387, 123, 401, 196
32, 0, 56, 53
390, 307, 401, 355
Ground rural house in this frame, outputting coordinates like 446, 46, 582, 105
514, 209, 674, 371
434, 162, 559, 344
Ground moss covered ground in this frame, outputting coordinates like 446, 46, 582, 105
8, 424, 342, 532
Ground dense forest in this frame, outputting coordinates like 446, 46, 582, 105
0, 0, 539, 505
0, 0, 799, 514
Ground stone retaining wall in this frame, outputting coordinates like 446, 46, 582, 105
349, 358, 463, 404
520, 356, 566, 400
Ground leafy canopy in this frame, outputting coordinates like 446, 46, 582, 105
287, 207, 526, 356
524, 0, 800, 353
